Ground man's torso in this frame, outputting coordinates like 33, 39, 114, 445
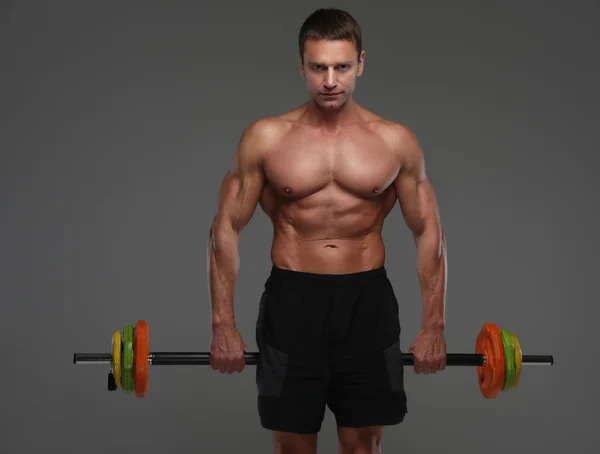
256, 104, 406, 274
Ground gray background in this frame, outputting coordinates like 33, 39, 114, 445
2, 1, 598, 453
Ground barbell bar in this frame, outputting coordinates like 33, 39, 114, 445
73, 352, 553, 367
72, 320, 553, 399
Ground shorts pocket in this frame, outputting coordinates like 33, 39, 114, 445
383, 339, 404, 393
256, 342, 288, 398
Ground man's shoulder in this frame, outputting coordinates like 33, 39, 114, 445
243, 116, 289, 139
360, 112, 414, 140
356, 112, 423, 176
238, 116, 292, 157
363, 116, 418, 154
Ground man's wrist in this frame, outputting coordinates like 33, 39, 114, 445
422, 319, 445, 330
212, 313, 235, 328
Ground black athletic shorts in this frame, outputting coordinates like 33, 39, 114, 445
255, 266, 407, 434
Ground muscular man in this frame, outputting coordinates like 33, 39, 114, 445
208, 8, 447, 454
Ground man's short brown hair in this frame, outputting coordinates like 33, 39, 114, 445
298, 8, 362, 61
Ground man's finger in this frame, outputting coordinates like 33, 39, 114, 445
233, 354, 244, 373
429, 362, 438, 374
228, 351, 243, 374
414, 358, 423, 374
422, 362, 431, 375
218, 358, 228, 373
437, 352, 446, 371
234, 353, 243, 372
236, 352, 246, 373
226, 357, 237, 374
236, 358, 246, 373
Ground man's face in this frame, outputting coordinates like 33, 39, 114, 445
300, 39, 365, 110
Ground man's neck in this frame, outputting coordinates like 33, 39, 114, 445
304, 97, 361, 132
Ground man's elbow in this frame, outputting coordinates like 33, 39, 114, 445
207, 225, 217, 252
209, 218, 240, 253
415, 222, 445, 256
440, 228, 447, 254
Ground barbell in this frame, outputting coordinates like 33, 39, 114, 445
73, 320, 553, 399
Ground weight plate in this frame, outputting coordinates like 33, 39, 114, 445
121, 325, 135, 392
500, 329, 515, 390
112, 330, 122, 387
475, 322, 505, 399
134, 320, 149, 398
511, 333, 522, 388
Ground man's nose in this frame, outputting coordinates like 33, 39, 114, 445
323, 69, 337, 89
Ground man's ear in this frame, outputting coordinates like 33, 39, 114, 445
357, 50, 366, 77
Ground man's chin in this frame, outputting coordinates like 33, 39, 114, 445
317, 98, 344, 109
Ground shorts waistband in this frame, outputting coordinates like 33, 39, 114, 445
269, 265, 387, 283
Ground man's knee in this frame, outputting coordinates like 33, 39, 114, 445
273, 431, 318, 454
337, 426, 383, 454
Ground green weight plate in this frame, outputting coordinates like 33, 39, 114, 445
121, 325, 135, 392
500, 329, 516, 390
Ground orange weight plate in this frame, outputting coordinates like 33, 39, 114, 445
475, 322, 506, 399
134, 320, 149, 398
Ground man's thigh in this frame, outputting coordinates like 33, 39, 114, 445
328, 338, 408, 429
255, 282, 331, 435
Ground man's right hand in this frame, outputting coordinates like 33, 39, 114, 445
210, 324, 246, 374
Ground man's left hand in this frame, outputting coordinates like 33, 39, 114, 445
408, 327, 447, 374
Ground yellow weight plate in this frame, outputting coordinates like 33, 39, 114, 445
112, 330, 122, 387
511, 333, 522, 388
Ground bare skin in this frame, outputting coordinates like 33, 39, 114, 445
208, 39, 447, 454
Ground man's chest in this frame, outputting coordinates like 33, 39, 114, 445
263, 130, 401, 198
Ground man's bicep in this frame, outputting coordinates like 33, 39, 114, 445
396, 172, 442, 250
395, 172, 422, 235
393, 129, 441, 239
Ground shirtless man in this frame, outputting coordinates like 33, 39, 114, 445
207, 8, 447, 454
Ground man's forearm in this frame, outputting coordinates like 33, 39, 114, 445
207, 224, 240, 328
416, 229, 447, 330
